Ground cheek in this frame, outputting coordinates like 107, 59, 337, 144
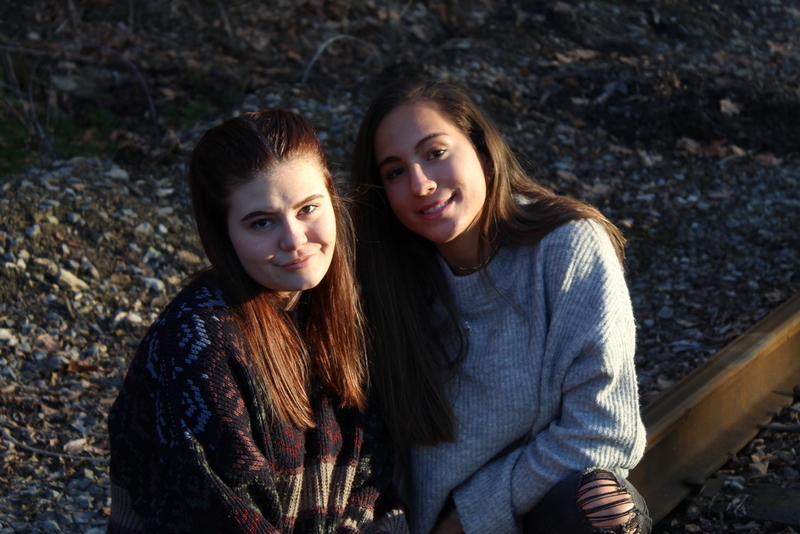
383, 186, 405, 215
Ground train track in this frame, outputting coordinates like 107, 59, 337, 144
629, 291, 800, 525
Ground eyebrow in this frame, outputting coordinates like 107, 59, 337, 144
376, 132, 447, 169
239, 194, 325, 223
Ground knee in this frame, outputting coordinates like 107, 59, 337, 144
576, 470, 643, 534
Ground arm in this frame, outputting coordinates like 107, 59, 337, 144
337, 401, 409, 534
109, 297, 285, 533
452, 221, 646, 534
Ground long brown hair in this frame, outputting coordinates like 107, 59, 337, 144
350, 78, 625, 445
188, 110, 366, 429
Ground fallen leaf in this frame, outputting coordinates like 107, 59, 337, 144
66, 360, 101, 372
755, 153, 783, 166
729, 145, 747, 156
33, 334, 61, 353
55, 232, 85, 248
569, 49, 598, 61
555, 49, 599, 63
64, 437, 88, 455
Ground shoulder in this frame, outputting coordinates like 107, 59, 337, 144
130, 274, 242, 380
506, 219, 618, 270
150, 274, 232, 335
540, 218, 613, 251
162, 273, 229, 319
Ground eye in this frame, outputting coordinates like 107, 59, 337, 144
251, 218, 274, 229
428, 148, 446, 160
299, 203, 319, 215
382, 167, 405, 181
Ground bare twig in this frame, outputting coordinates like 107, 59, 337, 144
216, 1, 238, 48
0, 44, 60, 57
1, 426, 109, 464
301, 35, 382, 85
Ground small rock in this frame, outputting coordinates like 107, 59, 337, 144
25, 224, 42, 238
56, 269, 90, 291
134, 222, 154, 236
0, 328, 16, 343
657, 306, 674, 320
41, 519, 60, 532
141, 277, 166, 293
106, 167, 129, 180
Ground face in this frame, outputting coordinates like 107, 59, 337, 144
374, 101, 488, 266
226, 157, 337, 301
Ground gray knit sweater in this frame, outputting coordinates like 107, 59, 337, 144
404, 219, 647, 534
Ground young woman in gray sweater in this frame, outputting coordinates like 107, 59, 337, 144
350, 78, 651, 534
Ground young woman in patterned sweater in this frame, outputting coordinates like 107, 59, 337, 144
108, 110, 408, 534
350, 78, 651, 534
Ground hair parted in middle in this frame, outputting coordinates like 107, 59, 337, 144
350, 77, 625, 445
188, 109, 367, 429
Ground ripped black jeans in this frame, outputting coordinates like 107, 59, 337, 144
522, 469, 652, 534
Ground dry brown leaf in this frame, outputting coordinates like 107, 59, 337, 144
66, 360, 101, 373
33, 334, 61, 353
569, 49, 598, 61
755, 153, 783, 166
55, 232, 85, 248
554, 52, 573, 63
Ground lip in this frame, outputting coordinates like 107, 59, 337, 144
419, 195, 454, 219
280, 254, 314, 270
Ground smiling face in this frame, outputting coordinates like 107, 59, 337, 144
226, 157, 337, 302
374, 100, 488, 267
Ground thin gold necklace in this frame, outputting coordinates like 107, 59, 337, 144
447, 247, 498, 273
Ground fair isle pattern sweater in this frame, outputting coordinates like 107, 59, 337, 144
108, 276, 408, 534
406, 220, 647, 534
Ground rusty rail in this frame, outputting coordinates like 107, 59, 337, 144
629, 291, 800, 524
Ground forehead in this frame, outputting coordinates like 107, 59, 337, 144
375, 100, 466, 154
379, 100, 455, 132
228, 157, 329, 206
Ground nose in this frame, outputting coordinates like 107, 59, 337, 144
408, 164, 436, 196
280, 221, 307, 251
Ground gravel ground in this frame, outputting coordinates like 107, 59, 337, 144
1, 1, 799, 532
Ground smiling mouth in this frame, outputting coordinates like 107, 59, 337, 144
282, 254, 313, 268
421, 196, 454, 215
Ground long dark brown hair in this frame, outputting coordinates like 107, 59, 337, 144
350, 78, 625, 445
188, 109, 367, 429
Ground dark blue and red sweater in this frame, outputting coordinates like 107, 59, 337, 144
107, 275, 408, 533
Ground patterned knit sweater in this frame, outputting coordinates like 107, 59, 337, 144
403, 220, 647, 534
108, 275, 408, 534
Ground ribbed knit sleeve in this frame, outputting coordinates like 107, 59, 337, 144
407, 220, 646, 534
108, 276, 408, 534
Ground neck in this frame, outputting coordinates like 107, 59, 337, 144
279, 291, 301, 311
439, 241, 496, 276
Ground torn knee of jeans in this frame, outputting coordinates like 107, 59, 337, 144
576, 470, 641, 534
